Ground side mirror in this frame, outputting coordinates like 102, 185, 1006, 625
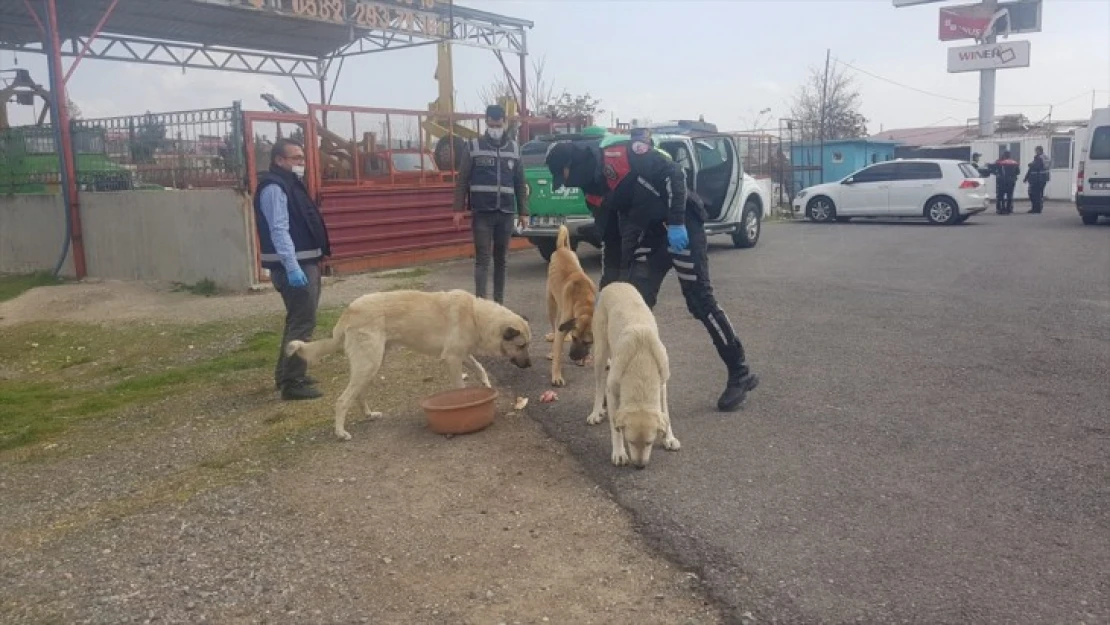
842, 178, 854, 185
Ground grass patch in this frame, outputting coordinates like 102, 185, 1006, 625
0, 316, 288, 451
0, 271, 63, 303
172, 278, 219, 296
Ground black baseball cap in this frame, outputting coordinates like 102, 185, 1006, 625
630, 127, 652, 141
545, 142, 574, 190
485, 104, 506, 121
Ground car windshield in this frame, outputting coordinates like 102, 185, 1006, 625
1089, 126, 1110, 161
520, 136, 602, 168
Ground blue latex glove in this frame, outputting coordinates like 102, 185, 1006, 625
286, 266, 309, 288
667, 225, 689, 253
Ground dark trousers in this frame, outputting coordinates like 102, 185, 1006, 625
601, 216, 749, 376
271, 261, 322, 387
472, 210, 515, 304
996, 182, 1016, 214
1028, 180, 1047, 213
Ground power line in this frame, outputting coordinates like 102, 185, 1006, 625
833, 57, 1063, 110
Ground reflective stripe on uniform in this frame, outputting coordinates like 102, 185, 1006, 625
672, 259, 695, 270
260, 248, 322, 262
470, 184, 516, 195
637, 176, 660, 196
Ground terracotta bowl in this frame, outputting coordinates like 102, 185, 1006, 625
420, 387, 499, 435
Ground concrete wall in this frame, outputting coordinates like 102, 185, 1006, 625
0, 194, 76, 277
0, 189, 256, 290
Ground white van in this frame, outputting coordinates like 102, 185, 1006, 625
1076, 107, 1110, 225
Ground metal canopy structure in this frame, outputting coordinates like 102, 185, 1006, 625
0, 0, 533, 280
0, 0, 532, 80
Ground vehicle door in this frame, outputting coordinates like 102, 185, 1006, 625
837, 162, 899, 215
691, 135, 741, 222
886, 161, 943, 215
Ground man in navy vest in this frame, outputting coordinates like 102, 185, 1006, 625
452, 104, 529, 305
254, 138, 332, 400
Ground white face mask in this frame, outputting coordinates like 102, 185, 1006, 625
487, 127, 505, 141
291, 165, 306, 178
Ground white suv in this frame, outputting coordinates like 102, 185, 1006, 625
792, 159, 988, 225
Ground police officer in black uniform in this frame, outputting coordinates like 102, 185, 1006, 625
1023, 146, 1050, 214
987, 151, 1021, 214
546, 129, 759, 411
452, 104, 529, 304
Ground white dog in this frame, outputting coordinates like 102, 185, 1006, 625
286, 289, 532, 441
585, 282, 680, 468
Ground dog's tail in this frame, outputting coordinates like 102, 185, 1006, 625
285, 315, 348, 364
609, 325, 669, 382
556, 224, 571, 250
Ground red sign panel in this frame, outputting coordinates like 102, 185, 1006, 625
939, 5, 996, 41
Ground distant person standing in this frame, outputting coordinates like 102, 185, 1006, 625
988, 151, 1021, 215
1023, 146, 1051, 214
452, 104, 529, 305
254, 138, 332, 400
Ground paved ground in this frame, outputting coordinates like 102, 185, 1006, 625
430, 202, 1110, 625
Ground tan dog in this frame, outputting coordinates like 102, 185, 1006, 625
545, 224, 597, 387
586, 282, 680, 469
286, 289, 532, 441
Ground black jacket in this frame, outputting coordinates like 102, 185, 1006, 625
603, 140, 688, 228
1024, 154, 1050, 184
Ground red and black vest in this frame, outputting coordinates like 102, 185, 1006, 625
585, 143, 633, 208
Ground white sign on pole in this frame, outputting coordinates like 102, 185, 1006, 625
946, 40, 1031, 73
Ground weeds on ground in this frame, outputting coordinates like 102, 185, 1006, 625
172, 278, 220, 296
0, 271, 63, 303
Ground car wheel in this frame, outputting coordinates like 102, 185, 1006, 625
925, 195, 959, 225
731, 200, 762, 248
532, 238, 557, 262
806, 197, 836, 223
1081, 213, 1099, 225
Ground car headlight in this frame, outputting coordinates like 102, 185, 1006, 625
795, 190, 808, 200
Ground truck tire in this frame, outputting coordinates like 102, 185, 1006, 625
731, 199, 762, 248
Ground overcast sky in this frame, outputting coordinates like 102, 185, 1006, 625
4, 0, 1109, 132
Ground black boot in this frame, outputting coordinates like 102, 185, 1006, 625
281, 377, 323, 400
719, 369, 760, 411
700, 309, 759, 411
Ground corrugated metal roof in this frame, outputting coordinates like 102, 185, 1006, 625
0, 0, 529, 59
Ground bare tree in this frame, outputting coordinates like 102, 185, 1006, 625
66, 96, 83, 120
477, 54, 557, 114
789, 63, 868, 141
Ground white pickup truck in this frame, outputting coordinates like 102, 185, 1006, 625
516, 130, 770, 261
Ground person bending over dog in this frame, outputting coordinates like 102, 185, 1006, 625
545, 128, 759, 412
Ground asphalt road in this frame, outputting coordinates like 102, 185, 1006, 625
434, 203, 1110, 625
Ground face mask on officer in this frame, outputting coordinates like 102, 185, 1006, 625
485, 103, 507, 143
291, 165, 306, 178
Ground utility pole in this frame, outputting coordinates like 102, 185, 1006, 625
977, 0, 998, 137
818, 48, 831, 184
819, 48, 831, 141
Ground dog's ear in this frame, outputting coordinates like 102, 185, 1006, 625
558, 318, 576, 333
502, 326, 521, 341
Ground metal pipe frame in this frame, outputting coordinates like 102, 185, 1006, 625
62, 0, 120, 83
0, 35, 324, 79
42, 0, 87, 278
